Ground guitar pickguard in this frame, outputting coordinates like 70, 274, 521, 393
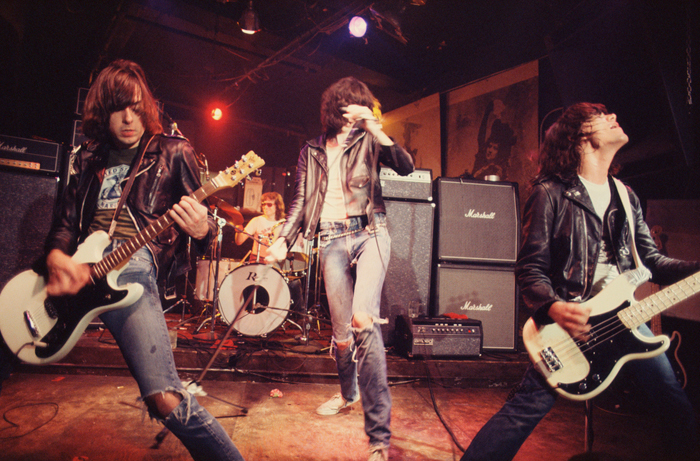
35, 279, 130, 359
556, 304, 667, 397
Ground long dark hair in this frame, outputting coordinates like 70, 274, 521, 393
320, 77, 375, 138
537, 102, 608, 184
82, 59, 163, 143
261, 191, 285, 221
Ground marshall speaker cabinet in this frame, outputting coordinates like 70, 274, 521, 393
435, 178, 519, 264
434, 263, 518, 351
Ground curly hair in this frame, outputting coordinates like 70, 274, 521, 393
82, 59, 163, 143
537, 102, 608, 184
320, 77, 376, 137
261, 191, 285, 221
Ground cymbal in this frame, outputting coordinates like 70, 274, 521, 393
209, 198, 244, 226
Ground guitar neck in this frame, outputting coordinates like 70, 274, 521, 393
619, 272, 700, 329
91, 194, 199, 280
87, 150, 265, 281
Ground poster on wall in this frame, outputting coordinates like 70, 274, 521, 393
445, 61, 539, 209
382, 93, 441, 178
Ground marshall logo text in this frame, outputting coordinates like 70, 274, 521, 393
460, 300, 493, 312
464, 209, 496, 219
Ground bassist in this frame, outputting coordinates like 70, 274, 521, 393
461, 103, 699, 461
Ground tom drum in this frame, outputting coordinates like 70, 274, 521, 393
195, 258, 241, 301
218, 263, 291, 336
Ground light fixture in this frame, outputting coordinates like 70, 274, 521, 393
239, 1, 261, 35
211, 107, 223, 121
348, 16, 368, 38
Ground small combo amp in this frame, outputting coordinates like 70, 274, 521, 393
380, 167, 432, 201
395, 316, 482, 358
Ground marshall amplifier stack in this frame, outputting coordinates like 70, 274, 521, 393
395, 315, 482, 358
432, 178, 520, 351
0, 134, 66, 290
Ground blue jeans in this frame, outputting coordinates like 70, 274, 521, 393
461, 324, 698, 461
100, 242, 244, 461
319, 214, 392, 451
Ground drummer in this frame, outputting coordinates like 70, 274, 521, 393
234, 191, 285, 263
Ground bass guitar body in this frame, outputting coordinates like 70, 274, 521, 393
523, 268, 674, 401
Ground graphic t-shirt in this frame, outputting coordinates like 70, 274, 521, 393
88, 147, 139, 239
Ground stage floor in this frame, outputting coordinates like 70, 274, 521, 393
1, 311, 687, 460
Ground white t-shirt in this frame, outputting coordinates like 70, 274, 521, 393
243, 215, 283, 261
320, 143, 348, 221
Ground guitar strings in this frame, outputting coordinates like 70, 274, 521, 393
544, 274, 700, 366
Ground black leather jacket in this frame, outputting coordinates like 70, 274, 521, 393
44, 134, 215, 280
278, 130, 414, 246
516, 175, 700, 325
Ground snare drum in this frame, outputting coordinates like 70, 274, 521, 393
218, 263, 291, 336
281, 235, 311, 277
280, 252, 309, 278
194, 258, 242, 301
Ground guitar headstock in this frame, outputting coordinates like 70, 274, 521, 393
208, 151, 265, 193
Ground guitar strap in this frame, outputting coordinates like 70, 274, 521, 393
613, 177, 644, 270
108, 135, 155, 239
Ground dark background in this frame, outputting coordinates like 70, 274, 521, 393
0, 0, 698, 204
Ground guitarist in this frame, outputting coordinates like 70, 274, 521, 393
461, 103, 700, 461
42, 60, 244, 461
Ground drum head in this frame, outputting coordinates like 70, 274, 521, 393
218, 263, 291, 336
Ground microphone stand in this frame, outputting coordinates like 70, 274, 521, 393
195, 213, 227, 337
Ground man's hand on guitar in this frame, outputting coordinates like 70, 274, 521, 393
170, 196, 209, 240
46, 249, 91, 296
548, 301, 592, 339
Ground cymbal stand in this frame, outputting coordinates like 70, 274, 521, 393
195, 213, 227, 339
162, 236, 192, 322
299, 235, 323, 344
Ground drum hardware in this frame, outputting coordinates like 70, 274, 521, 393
163, 237, 193, 322
195, 212, 228, 338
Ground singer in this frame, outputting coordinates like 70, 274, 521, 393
266, 77, 413, 461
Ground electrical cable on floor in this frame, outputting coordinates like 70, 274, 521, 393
423, 360, 466, 453
0, 402, 59, 439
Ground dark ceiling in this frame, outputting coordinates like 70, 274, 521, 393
1, 0, 576, 143
1, 0, 698, 184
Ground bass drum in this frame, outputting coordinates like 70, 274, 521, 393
218, 263, 291, 336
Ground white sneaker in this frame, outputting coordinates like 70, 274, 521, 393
316, 392, 359, 415
368, 447, 388, 461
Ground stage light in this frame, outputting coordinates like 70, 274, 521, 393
348, 16, 367, 38
239, 1, 261, 35
211, 108, 223, 121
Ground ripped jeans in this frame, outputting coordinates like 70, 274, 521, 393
319, 214, 392, 450
100, 242, 244, 461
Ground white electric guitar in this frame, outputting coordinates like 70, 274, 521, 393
0, 151, 264, 365
523, 267, 700, 401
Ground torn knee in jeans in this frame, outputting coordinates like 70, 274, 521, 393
352, 312, 372, 330
351, 312, 387, 334
144, 388, 187, 420
332, 337, 352, 351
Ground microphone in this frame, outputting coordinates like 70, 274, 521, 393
342, 119, 366, 148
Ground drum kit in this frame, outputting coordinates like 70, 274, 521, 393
188, 198, 322, 345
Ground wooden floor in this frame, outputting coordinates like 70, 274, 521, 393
0, 371, 678, 461
1, 310, 695, 460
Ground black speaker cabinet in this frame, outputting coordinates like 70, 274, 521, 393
435, 178, 519, 264
434, 263, 518, 351
380, 199, 435, 345
0, 169, 62, 290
